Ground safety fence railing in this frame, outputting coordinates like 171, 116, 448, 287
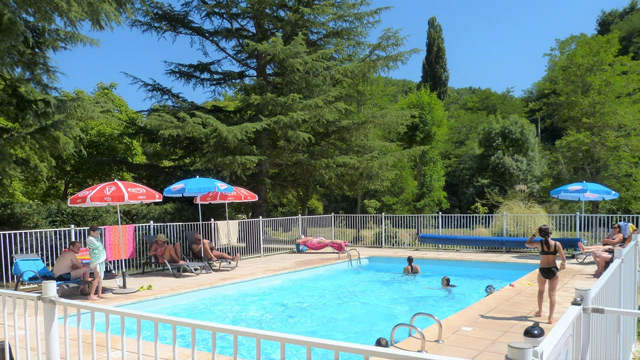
2, 213, 640, 289
0, 285, 464, 360
527, 236, 638, 359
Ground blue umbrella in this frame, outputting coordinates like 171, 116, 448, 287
164, 177, 234, 197
164, 177, 234, 256
550, 181, 619, 213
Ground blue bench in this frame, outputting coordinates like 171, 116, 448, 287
418, 234, 584, 250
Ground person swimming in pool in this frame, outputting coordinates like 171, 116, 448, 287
403, 256, 421, 274
525, 224, 567, 324
441, 276, 456, 288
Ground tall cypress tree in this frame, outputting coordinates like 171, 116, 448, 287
420, 16, 449, 100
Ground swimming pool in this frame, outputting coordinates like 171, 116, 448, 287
74, 257, 536, 358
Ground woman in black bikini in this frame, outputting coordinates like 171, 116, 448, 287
525, 224, 567, 324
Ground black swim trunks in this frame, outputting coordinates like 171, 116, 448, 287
55, 273, 72, 281
539, 267, 559, 280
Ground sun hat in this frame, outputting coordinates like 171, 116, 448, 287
155, 234, 169, 242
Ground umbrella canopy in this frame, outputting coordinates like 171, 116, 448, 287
68, 180, 162, 206
164, 177, 234, 197
194, 187, 258, 204
68, 180, 162, 290
195, 187, 258, 246
550, 181, 619, 213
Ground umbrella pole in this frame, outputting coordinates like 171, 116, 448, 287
582, 200, 585, 215
117, 204, 128, 289
199, 202, 204, 258
226, 203, 230, 245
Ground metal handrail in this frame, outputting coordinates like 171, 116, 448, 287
347, 248, 361, 267
390, 323, 427, 353
410, 312, 444, 344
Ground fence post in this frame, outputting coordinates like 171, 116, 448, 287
259, 216, 264, 258
381, 213, 385, 248
298, 214, 302, 236
150, 220, 154, 235
70, 225, 75, 243
438, 212, 442, 235
331, 213, 335, 241
575, 212, 580, 242
42, 281, 60, 360
615, 247, 624, 358
575, 287, 591, 360
503, 212, 507, 237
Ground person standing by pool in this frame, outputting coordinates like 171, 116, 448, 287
403, 256, 421, 274
525, 224, 566, 324
87, 226, 108, 300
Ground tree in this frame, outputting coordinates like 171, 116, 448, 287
0, 0, 139, 203
533, 33, 640, 213
132, 0, 413, 217
419, 16, 449, 100
597, 0, 640, 59
398, 88, 448, 213
475, 115, 542, 205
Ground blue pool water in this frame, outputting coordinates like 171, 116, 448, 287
72, 257, 536, 359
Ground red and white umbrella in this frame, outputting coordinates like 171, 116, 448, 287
195, 187, 258, 244
195, 187, 258, 204
68, 180, 162, 206
68, 180, 162, 290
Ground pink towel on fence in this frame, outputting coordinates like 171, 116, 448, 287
303, 241, 348, 252
104, 225, 136, 261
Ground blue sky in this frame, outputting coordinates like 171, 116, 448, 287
53, 0, 629, 110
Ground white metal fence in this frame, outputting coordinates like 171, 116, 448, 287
0, 283, 463, 360
2, 213, 640, 289
532, 236, 639, 359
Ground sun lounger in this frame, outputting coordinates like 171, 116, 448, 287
184, 231, 237, 271
296, 238, 350, 258
12, 254, 90, 294
419, 234, 584, 250
141, 235, 204, 278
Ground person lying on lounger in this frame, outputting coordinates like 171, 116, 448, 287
296, 236, 345, 245
150, 234, 185, 264
191, 234, 240, 263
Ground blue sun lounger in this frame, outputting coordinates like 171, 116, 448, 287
12, 254, 88, 294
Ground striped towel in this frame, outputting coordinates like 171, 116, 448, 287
104, 225, 136, 261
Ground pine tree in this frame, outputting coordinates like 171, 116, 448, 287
420, 16, 449, 100
131, 0, 413, 217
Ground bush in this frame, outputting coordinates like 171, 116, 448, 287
490, 199, 551, 237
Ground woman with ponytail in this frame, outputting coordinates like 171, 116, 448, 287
525, 225, 566, 324
403, 256, 421, 274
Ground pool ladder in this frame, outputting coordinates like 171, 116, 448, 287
389, 312, 444, 353
346, 248, 361, 267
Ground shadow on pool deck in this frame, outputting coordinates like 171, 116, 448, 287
67, 248, 597, 359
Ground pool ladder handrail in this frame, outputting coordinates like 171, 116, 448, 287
346, 248, 361, 267
389, 323, 427, 353
409, 312, 444, 344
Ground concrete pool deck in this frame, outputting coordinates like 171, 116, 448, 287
18, 248, 599, 359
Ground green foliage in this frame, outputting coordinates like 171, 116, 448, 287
534, 33, 640, 213
420, 17, 449, 100
490, 195, 551, 237
597, 0, 640, 59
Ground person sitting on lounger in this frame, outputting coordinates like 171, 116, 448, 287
577, 224, 624, 254
150, 234, 185, 264
53, 240, 91, 295
403, 256, 421, 274
296, 236, 344, 245
191, 234, 240, 263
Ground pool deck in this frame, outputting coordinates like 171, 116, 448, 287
22, 248, 598, 359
